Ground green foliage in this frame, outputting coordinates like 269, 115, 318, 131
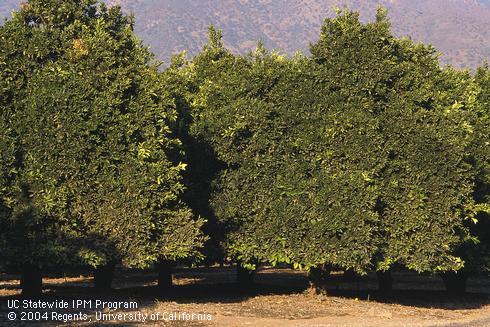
179, 10, 483, 275
0, 0, 205, 271
182, 26, 379, 272
310, 9, 477, 273
457, 64, 490, 274
1, 2, 487, 281
161, 51, 227, 264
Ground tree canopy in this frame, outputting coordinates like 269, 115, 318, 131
174, 9, 487, 278
0, 2, 488, 296
0, 0, 205, 279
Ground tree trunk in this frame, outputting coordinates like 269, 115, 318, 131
157, 260, 174, 290
308, 266, 330, 294
343, 269, 359, 281
21, 264, 42, 297
237, 264, 255, 287
441, 271, 468, 295
376, 270, 393, 297
94, 262, 115, 292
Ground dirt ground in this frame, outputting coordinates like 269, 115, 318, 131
1, 267, 489, 326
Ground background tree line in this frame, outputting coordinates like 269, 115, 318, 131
0, 0, 488, 296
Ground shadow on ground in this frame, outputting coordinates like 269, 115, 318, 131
0, 267, 489, 316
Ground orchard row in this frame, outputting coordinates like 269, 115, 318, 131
0, 0, 488, 296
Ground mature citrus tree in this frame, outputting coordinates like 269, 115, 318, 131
180, 11, 479, 293
180, 27, 379, 285
310, 9, 478, 293
0, 0, 205, 295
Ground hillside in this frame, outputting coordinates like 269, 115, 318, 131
2, 0, 490, 68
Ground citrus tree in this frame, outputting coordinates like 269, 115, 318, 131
0, 0, 205, 295
310, 9, 478, 293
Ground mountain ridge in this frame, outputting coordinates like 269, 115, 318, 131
2, 0, 490, 68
